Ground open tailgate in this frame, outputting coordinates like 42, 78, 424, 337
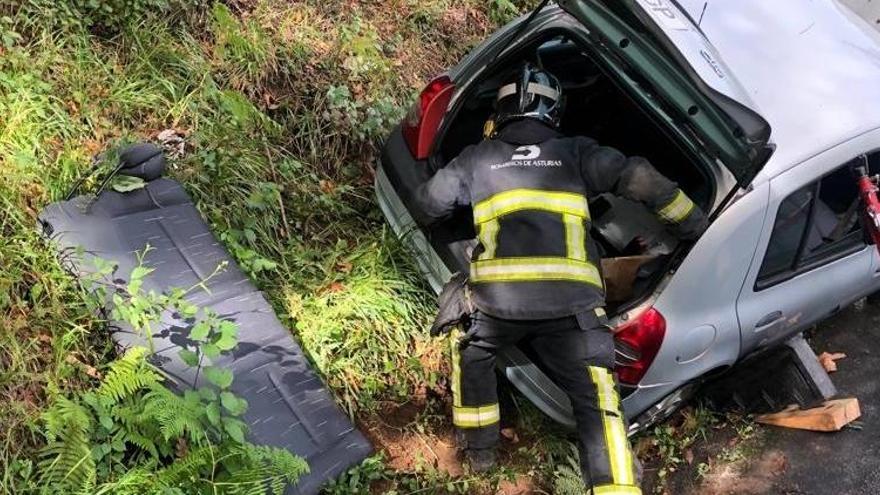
558, 0, 774, 186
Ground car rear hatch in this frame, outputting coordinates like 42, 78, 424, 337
557, 0, 774, 187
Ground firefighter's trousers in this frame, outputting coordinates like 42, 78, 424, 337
451, 309, 640, 494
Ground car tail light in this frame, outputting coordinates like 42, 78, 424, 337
402, 75, 455, 160
614, 307, 666, 385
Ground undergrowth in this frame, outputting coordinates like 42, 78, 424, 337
1, 0, 518, 492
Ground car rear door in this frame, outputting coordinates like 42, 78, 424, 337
736, 131, 880, 354
557, 0, 774, 187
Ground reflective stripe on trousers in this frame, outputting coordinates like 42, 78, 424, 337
450, 328, 500, 430
589, 366, 638, 489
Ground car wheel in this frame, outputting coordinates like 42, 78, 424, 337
627, 382, 698, 434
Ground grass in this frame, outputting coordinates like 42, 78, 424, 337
0, 0, 536, 492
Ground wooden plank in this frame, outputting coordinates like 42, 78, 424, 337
756, 398, 861, 432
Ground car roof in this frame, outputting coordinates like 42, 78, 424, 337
676, 0, 880, 184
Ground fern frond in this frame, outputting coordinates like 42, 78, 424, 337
553, 445, 589, 495
91, 465, 158, 495
96, 347, 162, 403
141, 386, 206, 443
39, 396, 96, 492
222, 444, 309, 495
151, 445, 216, 490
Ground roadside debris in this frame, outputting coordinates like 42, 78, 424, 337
817, 352, 847, 373
155, 128, 187, 159
755, 398, 861, 432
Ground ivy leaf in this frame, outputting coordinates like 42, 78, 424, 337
198, 387, 217, 401
203, 366, 233, 389
189, 321, 211, 341
179, 349, 199, 367
220, 391, 248, 416
218, 320, 237, 336
215, 332, 237, 351
178, 302, 199, 318
223, 417, 247, 443
202, 343, 221, 359
206, 402, 221, 426
111, 175, 146, 193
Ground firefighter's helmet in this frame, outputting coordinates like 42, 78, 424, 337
494, 63, 564, 130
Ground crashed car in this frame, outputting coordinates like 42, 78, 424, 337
375, 0, 880, 431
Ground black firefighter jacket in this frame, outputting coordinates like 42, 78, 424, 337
414, 119, 707, 320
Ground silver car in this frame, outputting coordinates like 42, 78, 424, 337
375, 0, 880, 431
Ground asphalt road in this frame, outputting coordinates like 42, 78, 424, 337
665, 301, 880, 495
747, 301, 880, 494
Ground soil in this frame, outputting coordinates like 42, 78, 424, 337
496, 475, 541, 495
359, 396, 551, 494
360, 400, 465, 479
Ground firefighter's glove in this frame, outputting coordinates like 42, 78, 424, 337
430, 272, 475, 337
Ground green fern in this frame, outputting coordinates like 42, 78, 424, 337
39, 396, 97, 492
553, 445, 589, 495
150, 445, 216, 490
96, 347, 162, 403
141, 386, 206, 443
221, 444, 309, 495
35, 269, 310, 495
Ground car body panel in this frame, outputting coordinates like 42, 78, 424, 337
558, 0, 773, 185
737, 128, 880, 355
674, 0, 880, 184
638, 180, 770, 392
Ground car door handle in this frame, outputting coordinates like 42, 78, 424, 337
755, 311, 784, 329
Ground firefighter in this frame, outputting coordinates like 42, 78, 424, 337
414, 63, 707, 493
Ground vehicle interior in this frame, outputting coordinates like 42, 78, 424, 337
433, 33, 715, 314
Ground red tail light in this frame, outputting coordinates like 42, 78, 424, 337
402, 75, 455, 160
614, 308, 666, 385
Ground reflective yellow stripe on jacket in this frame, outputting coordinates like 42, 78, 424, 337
590, 484, 642, 495
471, 257, 603, 287
474, 189, 590, 223
656, 190, 695, 224
471, 189, 597, 286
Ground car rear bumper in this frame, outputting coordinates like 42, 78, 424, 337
374, 128, 680, 432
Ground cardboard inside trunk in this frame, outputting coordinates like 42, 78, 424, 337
601, 255, 657, 302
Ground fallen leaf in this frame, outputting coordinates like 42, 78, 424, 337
818, 352, 847, 373
319, 179, 336, 194
336, 261, 353, 274
176, 437, 189, 458
685, 448, 694, 465
263, 92, 279, 110
500, 427, 519, 444
322, 282, 346, 294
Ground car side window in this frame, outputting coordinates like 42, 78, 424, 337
757, 155, 876, 286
